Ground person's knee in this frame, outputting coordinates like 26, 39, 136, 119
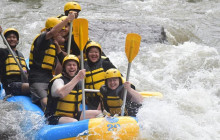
96, 110, 102, 115
21, 83, 30, 95
7, 82, 29, 96
22, 83, 29, 89
42, 97, 47, 103
91, 110, 102, 117
58, 117, 77, 124
83, 110, 102, 119
40, 97, 47, 110
65, 117, 77, 123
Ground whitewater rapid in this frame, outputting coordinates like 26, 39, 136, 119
0, 0, 219, 139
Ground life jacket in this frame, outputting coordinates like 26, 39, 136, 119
29, 34, 56, 71
29, 34, 39, 66
100, 85, 128, 116
45, 74, 82, 118
5, 51, 27, 76
84, 56, 107, 108
84, 56, 107, 90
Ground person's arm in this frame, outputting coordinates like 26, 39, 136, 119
52, 69, 86, 98
54, 42, 62, 54
54, 38, 67, 64
57, 52, 65, 64
97, 103, 101, 110
124, 81, 143, 104
45, 11, 77, 40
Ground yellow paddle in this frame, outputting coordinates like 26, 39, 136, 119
73, 18, 88, 51
125, 34, 141, 63
139, 91, 163, 98
84, 89, 163, 98
121, 33, 141, 116
73, 18, 88, 120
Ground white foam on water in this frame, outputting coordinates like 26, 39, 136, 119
133, 42, 220, 140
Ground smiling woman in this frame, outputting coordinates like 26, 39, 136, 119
84, 41, 116, 110
87, 47, 100, 63
99, 68, 143, 116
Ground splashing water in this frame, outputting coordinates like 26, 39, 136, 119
0, 100, 45, 140
136, 42, 220, 140
0, 0, 220, 139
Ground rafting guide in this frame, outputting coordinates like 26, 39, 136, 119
0, 26, 30, 97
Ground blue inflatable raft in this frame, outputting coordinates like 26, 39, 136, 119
0, 84, 140, 139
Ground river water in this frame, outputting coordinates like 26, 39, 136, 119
0, 0, 220, 139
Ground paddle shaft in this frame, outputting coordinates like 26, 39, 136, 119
85, 89, 100, 93
0, 33, 28, 83
121, 62, 131, 116
80, 51, 86, 120
67, 22, 73, 55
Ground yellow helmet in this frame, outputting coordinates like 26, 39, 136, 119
45, 17, 62, 29
85, 41, 102, 54
105, 68, 125, 85
64, 2, 81, 13
3, 28, 19, 40
105, 68, 121, 79
62, 55, 80, 67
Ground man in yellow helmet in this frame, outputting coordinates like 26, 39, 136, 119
28, 12, 76, 109
58, 2, 107, 58
0, 26, 30, 96
64, 1, 81, 17
99, 68, 143, 116
45, 55, 101, 125
56, 2, 82, 57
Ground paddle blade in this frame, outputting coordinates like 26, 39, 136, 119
140, 91, 163, 98
73, 18, 88, 51
125, 33, 141, 63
